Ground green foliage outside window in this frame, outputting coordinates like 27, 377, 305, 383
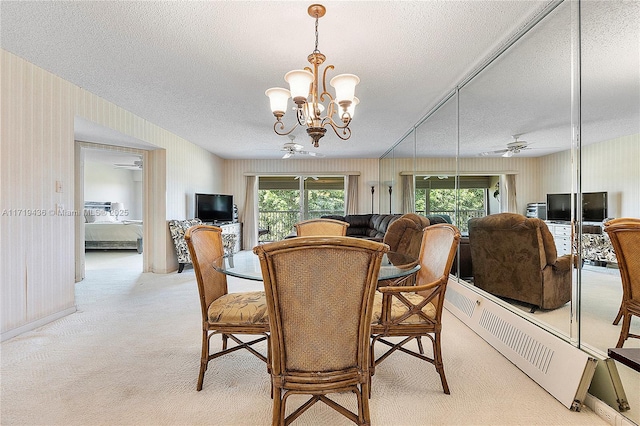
416, 188, 486, 232
258, 188, 345, 241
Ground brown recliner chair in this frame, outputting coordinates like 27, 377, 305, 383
382, 213, 430, 259
381, 213, 430, 286
468, 213, 572, 312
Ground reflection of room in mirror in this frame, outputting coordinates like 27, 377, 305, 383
383, 0, 639, 422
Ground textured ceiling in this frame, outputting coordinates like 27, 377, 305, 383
1, 1, 638, 160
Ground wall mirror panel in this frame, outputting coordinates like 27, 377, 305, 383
381, 1, 639, 422
457, 1, 574, 337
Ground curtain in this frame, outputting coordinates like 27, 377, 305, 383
500, 174, 518, 213
242, 176, 259, 249
402, 175, 415, 214
346, 175, 358, 215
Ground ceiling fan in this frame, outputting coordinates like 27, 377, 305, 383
114, 158, 143, 170
281, 135, 325, 159
480, 135, 532, 157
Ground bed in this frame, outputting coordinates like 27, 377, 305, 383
84, 202, 143, 253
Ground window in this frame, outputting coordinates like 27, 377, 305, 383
258, 176, 345, 241
415, 175, 499, 232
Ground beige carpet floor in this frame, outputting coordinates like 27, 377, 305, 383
1, 250, 610, 426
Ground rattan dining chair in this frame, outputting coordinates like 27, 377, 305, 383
370, 223, 461, 395
254, 236, 388, 425
294, 218, 349, 236
604, 218, 640, 348
185, 224, 270, 391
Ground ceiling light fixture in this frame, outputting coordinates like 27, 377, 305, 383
265, 4, 359, 148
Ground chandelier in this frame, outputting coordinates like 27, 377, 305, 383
265, 4, 359, 148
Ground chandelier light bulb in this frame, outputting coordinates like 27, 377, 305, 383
285, 70, 314, 104
342, 96, 359, 119
330, 74, 360, 104
265, 88, 291, 116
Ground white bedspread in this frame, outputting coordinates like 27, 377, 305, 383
85, 222, 143, 242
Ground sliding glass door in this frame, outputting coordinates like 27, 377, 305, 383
258, 175, 345, 241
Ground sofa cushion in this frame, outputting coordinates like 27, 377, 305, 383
425, 214, 452, 224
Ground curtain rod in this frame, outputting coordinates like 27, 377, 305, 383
400, 171, 519, 176
243, 172, 361, 177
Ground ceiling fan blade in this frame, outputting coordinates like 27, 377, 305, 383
479, 149, 508, 156
307, 152, 325, 157
282, 152, 292, 159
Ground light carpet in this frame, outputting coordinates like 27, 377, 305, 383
1, 250, 609, 426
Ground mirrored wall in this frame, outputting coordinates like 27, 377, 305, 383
380, 1, 639, 421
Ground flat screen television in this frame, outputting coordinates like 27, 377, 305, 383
582, 191, 608, 222
195, 193, 234, 223
546, 193, 573, 222
546, 192, 608, 222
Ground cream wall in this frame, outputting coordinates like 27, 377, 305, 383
539, 134, 640, 218
0, 50, 224, 339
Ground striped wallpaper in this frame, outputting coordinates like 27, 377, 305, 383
1, 49, 223, 338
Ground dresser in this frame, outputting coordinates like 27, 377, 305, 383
546, 222, 572, 256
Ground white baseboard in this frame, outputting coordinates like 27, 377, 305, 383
1, 306, 77, 342
445, 278, 598, 411
584, 394, 637, 426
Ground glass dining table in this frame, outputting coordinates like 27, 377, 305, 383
213, 250, 420, 282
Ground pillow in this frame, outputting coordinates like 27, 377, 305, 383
84, 209, 97, 223
93, 211, 117, 223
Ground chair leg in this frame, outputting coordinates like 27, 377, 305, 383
416, 336, 424, 355
613, 306, 623, 325
178, 263, 185, 273
434, 331, 450, 394
616, 314, 631, 348
197, 329, 209, 391
272, 389, 284, 426
222, 333, 228, 351
360, 382, 371, 425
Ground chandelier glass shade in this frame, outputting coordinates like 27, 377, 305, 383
265, 4, 359, 148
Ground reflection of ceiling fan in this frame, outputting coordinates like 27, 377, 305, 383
114, 158, 143, 170
480, 135, 532, 157
281, 135, 325, 159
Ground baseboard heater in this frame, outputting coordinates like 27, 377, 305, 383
445, 278, 598, 411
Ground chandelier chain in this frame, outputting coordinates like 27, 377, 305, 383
314, 14, 320, 53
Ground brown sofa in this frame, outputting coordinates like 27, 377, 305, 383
468, 213, 572, 311
320, 213, 451, 242
321, 214, 401, 242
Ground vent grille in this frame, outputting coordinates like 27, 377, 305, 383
445, 278, 597, 410
445, 287, 476, 318
479, 310, 554, 374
